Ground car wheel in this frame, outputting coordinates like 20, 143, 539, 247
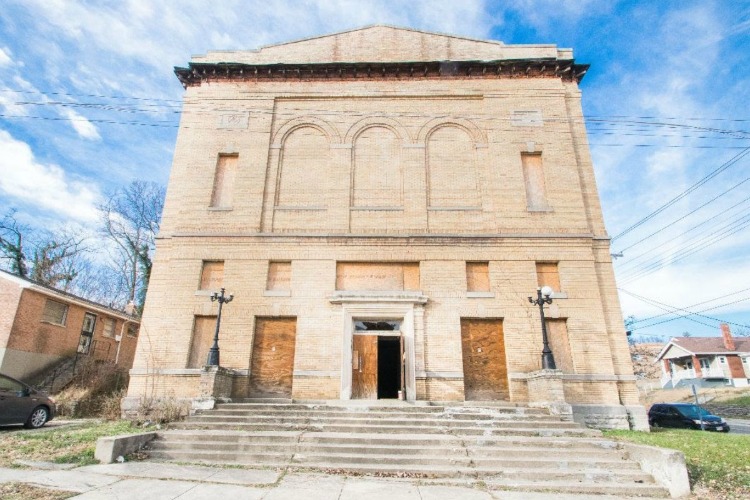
24, 406, 49, 429
651, 420, 660, 429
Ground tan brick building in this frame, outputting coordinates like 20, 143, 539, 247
0, 270, 140, 380
125, 26, 646, 429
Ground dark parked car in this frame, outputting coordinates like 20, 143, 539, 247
648, 403, 729, 432
0, 373, 55, 428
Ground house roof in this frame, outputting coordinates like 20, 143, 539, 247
0, 269, 138, 322
656, 336, 750, 360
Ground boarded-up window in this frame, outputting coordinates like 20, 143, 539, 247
42, 299, 68, 326
199, 261, 224, 290
522, 153, 548, 209
428, 126, 480, 207
277, 127, 329, 207
336, 262, 419, 291
353, 127, 402, 207
536, 262, 560, 291
546, 319, 573, 373
188, 316, 216, 368
267, 261, 291, 291
466, 262, 490, 292
102, 318, 116, 338
210, 154, 238, 208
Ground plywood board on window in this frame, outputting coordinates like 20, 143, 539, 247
249, 317, 297, 398
352, 335, 378, 399
200, 261, 224, 290
466, 262, 490, 292
188, 316, 216, 368
266, 261, 291, 291
546, 319, 573, 373
536, 262, 560, 291
210, 154, 237, 208
336, 262, 420, 291
522, 153, 548, 209
460, 318, 508, 400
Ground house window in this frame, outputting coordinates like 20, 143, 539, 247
210, 154, 238, 208
102, 318, 116, 338
522, 153, 549, 210
719, 357, 726, 364
42, 299, 68, 326
536, 262, 561, 292
126, 324, 138, 337
466, 262, 490, 292
199, 261, 224, 290
266, 262, 291, 291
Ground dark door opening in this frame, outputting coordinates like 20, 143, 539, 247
377, 336, 401, 399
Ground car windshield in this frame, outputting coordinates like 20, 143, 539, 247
676, 405, 712, 419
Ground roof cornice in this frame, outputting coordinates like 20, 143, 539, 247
174, 59, 589, 89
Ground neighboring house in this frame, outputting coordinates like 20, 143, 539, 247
656, 324, 750, 389
0, 269, 140, 381
125, 25, 646, 430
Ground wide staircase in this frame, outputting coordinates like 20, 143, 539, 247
147, 400, 671, 498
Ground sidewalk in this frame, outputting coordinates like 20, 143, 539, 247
0, 461, 642, 500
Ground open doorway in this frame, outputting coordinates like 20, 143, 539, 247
377, 336, 401, 399
351, 320, 403, 400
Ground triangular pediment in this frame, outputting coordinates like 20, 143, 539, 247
193, 25, 567, 65
659, 343, 693, 360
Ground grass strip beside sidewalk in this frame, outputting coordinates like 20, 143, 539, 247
0, 420, 146, 467
604, 428, 750, 498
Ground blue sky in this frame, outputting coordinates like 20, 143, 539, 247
1, 1, 749, 340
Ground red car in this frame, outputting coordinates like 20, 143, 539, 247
0, 373, 56, 428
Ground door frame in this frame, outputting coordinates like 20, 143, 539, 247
333, 295, 425, 402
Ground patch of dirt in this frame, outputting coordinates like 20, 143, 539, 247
0, 482, 75, 500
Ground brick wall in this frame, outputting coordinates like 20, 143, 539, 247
0, 277, 140, 379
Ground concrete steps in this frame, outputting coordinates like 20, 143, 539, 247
148, 401, 671, 497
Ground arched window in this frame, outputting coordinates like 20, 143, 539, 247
277, 126, 330, 207
427, 125, 480, 207
352, 126, 402, 207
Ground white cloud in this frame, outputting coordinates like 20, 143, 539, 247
0, 46, 12, 66
0, 129, 100, 222
60, 108, 101, 140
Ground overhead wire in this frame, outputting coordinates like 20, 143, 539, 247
618, 288, 750, 331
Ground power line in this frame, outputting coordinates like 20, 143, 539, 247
628, 285, 750, 325
619, 288, 750, 331
611, 147, 750, 241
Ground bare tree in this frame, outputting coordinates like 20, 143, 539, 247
0, 210, 29, 277
99, 181, 165, 314
1, 210, 89, 289
30, 228, 89, 290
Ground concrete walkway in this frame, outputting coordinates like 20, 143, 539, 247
0, 461, 658, 499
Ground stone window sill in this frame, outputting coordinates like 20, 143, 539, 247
208, 207, 233, 212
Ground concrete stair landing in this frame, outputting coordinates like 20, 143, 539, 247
147, 400, 670, 498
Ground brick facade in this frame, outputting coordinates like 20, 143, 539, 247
125, 26, 645, 429
0, 271, 140, 380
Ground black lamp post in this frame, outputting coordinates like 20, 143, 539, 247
528, 286, 557, 370
207, 288, 233, 367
